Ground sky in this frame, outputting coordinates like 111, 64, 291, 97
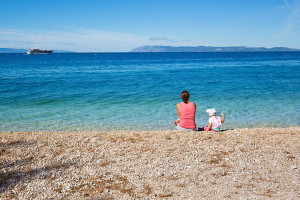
0, 0, 300, 52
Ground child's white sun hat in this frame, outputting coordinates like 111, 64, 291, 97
206, 108, 216, 116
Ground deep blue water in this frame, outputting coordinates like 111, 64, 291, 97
0, 52, 299, 131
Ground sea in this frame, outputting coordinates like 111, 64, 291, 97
0, 52, 299, 132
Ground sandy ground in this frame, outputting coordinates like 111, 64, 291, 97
0, 127, 299, 199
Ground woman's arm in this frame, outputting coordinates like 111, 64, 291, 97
174, 103, 181, 125
177, 103, 181, 119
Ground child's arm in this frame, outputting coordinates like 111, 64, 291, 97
221, 113, 225, 123
206, 123, 212, 131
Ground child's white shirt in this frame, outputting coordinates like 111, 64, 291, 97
209, 116, 222, 129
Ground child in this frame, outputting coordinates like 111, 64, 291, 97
203, 108, 225, 132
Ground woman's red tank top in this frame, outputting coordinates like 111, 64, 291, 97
179, 102, 196, 129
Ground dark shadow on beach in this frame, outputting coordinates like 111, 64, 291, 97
0, 161, 76, 191
197, 127, 234, 132
0, 140, 37, 156
219, 129, 234, 132
0, 139, 76, 191
0, 157, 34, 170
0, 140, 37, 147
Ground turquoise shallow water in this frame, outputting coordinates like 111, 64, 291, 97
0, 52, 299, 131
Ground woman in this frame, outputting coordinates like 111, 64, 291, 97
174, 90, 197, 131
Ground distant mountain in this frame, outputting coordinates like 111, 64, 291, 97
0, 48, 27, 53
131, 45, 300, 52
0, 48, 74, 53
53, 50, 75, 53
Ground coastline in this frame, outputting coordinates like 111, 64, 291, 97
1, 127, 299, 199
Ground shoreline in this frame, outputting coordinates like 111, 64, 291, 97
1, 127, 299, 199
1, 124, 299, 133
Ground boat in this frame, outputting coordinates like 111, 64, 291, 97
27, 35, 53, 54
27, 49, 53, 54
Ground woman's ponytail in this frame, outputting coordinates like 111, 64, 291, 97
181, 90, 190, 103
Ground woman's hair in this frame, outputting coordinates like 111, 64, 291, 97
181, 90, 190, 103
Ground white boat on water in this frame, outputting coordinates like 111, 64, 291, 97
27, 49, 53, 54
28, 35, 53, 55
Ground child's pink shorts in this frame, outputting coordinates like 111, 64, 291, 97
203, 126, 217, 132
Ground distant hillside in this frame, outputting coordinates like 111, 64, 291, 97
0, 48, 27, 53
0, 48, 74, 53
53, 50, 75, 53
131, 45, 300, 52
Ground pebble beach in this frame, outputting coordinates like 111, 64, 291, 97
1, 127, 299, 199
